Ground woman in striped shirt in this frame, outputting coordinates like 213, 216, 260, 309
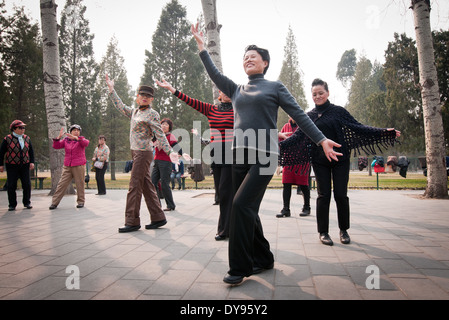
157, 79, 234, 241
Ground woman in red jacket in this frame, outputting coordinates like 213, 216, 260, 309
49, 124, 89, 209
151, 118, 181, 211
277, 117, 311, 218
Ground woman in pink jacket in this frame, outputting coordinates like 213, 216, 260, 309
49, 124, 89, 209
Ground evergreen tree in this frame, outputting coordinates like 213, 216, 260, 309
0, 0, 12, 135
59, 0, 99, 155
1, 5, 47, 167
347, 56, 376, 123
97, 37, 132, 179
141, 0, 211, 138
336, 49, 357, 89
383, 33, 423, 153
278, 25, 307, 129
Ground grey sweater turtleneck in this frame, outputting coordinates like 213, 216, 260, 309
199, 50, 325, 155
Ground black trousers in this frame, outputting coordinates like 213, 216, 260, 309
213, 165, 233, 237
312, 158, 350, 233
151, 159, 175, 209
6, 163, 31, 208
228, 150, 276, 277
95, 162, 108, 194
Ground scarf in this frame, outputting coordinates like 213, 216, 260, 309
12, 132, 25, 149
279, 101, 398, 168
217, 102, 233, 112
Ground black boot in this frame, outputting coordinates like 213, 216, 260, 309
299, 205, 311, 216
276, 207, 291, 218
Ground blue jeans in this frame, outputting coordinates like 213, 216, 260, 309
170, 172, 182, 189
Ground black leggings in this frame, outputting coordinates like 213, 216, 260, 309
283, 183, 310, 209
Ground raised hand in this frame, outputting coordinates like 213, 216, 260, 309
156, 79, 175, 94
191, 22, 205, 51
105, 73, 115, 93
57, 127, 66, 140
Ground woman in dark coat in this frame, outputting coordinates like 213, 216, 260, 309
280, 78, 400, 246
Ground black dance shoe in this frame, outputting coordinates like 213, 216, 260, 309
340, 230, 351, 244
145, 219, 167, 229
319, 233, 334, 246
299, 206, 311, 216
252, 263, 274, 275
118, 225, 141, 233
223, 274, 244, 285
276, 208, 291, 218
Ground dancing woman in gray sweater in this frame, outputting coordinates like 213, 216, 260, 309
191, 23, 341, 285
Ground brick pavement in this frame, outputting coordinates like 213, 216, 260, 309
1, 187, 449, 301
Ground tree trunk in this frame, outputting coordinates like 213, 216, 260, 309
40, 0, 71, 195
201, 0, 222, 103
411, 0, 448, 199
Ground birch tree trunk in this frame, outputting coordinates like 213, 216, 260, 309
40, 0, 70, 195
411, 0, 448, 199
201, 0, 222, 103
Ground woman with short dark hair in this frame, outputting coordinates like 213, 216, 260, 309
191, 23, 342, 285
280, 78, 400, 246
151, 117, 182, 211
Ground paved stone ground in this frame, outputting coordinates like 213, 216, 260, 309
1, 187, 449, 302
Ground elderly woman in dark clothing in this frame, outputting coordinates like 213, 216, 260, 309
191, 23, 342, 285
0, 120, 35, 211
280, 78, 401, 246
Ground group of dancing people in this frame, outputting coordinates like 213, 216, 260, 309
104, 23, 399, 285
1, 23, 400, 286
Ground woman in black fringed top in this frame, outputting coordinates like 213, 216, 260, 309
280, 79, 401, 246
191, 24, 342, 285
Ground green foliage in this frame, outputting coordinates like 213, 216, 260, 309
141, 0, 211, 140
97, 37, 132, 169
278, 26, 307, 129
59, 0, 100, 159
0, 4, 47, 165
336, 49, 357, 88
382, 33, 423, 153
